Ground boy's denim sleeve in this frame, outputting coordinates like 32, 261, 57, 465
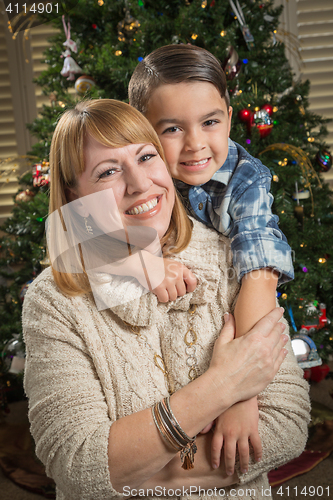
227, 171, 294, 286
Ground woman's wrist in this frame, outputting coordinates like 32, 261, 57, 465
168, 369, 232, 438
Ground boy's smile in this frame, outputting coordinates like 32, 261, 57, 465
145, 81, 233, 186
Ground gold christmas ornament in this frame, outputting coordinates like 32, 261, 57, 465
117, 10, 140, 42
75, 75, 96, 95
15, 189, 35, 203
259, 143, 322, 217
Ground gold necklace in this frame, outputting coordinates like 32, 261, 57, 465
124, 304, 199, 394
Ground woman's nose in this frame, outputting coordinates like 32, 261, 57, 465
184, 130, 205, 153
125, 167, 153, 195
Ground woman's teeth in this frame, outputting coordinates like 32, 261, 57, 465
182, 159, 208, 166
126, 197, 159, 215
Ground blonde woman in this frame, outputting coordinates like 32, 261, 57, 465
23, 99, 310, 500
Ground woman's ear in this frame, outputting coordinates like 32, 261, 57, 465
66, 187, 78, 202
65, 188, 90, 217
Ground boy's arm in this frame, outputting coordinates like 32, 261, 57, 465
209, 268, 279, 475
234, 268, 279, 337
102, 250, 197, 302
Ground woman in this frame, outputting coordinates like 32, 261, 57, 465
23, 99, 310, 500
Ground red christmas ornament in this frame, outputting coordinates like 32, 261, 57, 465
238, 103, 274, 138
301, 303, 328, 332
310, 364, 330, 383
32, 161, 50, 187
256, 123, 273, 138
261, 103, 273, 116
92, 24, 97, 29
238, 108, 252, 122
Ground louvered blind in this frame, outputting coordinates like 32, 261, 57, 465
0, 17, 58, 224
29, 23, 59, 113
0, 13, 19, 225
30, 23, 76, 113
296, 0, 333, 186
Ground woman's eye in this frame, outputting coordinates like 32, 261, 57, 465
139, 153, 156, 163
98, 168, 117, 179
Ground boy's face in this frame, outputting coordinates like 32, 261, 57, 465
145, 81, 233, 185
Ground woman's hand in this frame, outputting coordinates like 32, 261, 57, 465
207, 308, 288, 408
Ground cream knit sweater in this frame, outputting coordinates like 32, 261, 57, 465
23, 219, 310, 500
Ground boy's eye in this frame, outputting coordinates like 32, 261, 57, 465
203, 119, 219, 127
162, 126, 181, 134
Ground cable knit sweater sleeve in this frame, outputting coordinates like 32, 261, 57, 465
22, 273, 120, 500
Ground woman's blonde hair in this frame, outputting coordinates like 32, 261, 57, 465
49, 99, 192, 296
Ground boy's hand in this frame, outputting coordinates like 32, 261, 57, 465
211, 397, 262, 475
152, 258, 197, 302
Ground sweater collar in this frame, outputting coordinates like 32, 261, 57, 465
95, 219, 222, 327
109, 273, 217, 327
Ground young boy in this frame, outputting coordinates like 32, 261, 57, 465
128, 44, 294, 476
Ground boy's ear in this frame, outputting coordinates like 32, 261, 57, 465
228, 106, 233, 137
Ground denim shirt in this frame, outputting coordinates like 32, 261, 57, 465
175, 139, 294, 285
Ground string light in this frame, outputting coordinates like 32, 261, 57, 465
98, 0, 104, 4
281, 294, 287, 300
318, 257, 326, 263
273, 175, 279, 182
273, 106, 278, 112
115, 50, 122, 56
220, 30, 226, 37
191, 34, 198, 40
201, 0, 207, 7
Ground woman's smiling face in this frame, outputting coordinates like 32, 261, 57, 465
71, 134, 175, 240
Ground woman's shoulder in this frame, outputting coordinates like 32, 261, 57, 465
24, 266, 65, 304
22, 266, 88, 326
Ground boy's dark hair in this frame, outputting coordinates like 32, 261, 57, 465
128, 44, 230, 114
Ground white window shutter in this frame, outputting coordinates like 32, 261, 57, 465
0, 12, 58, 224
0, 13, 19, 225
277, 0, 333, 187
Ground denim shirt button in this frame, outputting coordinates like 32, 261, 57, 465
198, 202, 204, 210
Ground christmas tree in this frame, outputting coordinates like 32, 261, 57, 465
1, 0, 333, 391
